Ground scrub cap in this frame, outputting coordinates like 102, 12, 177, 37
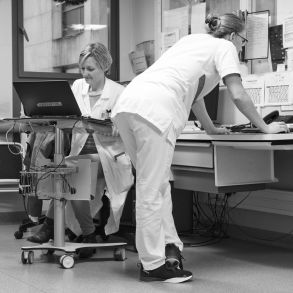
79, 42, 112, 72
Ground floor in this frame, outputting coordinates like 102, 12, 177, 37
1, 224, 293, 293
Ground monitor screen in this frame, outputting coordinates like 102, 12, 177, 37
188, 84, 219, 122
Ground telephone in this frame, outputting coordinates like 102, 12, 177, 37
263, 110, 293, 124
263, 110, 279, 124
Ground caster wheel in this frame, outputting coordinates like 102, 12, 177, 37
27, 251, 34, 264
114, 247, 126, 261
21, 251, 28, 264
14, 230, 23, 239
60, 254, 75, 269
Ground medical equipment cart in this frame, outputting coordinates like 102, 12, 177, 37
6, 117, 127, 269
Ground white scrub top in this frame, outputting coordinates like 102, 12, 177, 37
72, 77, 124, 119
112, 33, 240, 140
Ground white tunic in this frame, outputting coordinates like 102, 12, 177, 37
67, 78, 134, 235
112, 33, 240, 142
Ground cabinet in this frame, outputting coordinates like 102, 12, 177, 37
171, 133, 293, 194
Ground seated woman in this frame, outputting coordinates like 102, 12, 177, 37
27, 42, 134, 258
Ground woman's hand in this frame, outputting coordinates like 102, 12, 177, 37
206, 126, 230, 135
265, 122, 289, 134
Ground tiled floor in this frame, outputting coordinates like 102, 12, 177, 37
1, 224, 293, 293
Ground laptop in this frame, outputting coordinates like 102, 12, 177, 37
12, 80, 112, 125
13, 80, 82, 118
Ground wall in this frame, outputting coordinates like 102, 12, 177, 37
119, 0, 135, 82
0, 1, 27, 220
119, 0, 157, 82
0, 0, 13, 118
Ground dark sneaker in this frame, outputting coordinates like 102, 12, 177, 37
78, 232, 97, 258
165, 243, 184, 269
27, 218, 54, 244
139, 263, 192, 283
65, 228, 77, 242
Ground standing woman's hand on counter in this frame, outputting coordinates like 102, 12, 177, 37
264, 121, 289, 134
206, 126, 230, 135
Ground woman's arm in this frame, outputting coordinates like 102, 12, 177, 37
223, 74, 288, 134
191, 98, 227, 134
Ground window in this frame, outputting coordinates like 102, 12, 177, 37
13, 0, 119, 81
62, 4, 85, 38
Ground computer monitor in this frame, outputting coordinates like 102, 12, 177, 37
188, 84, 219, 122
13, 80, 82, 118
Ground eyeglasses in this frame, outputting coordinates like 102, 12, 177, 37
235, 32, 248, 46
220, 25, 248, 46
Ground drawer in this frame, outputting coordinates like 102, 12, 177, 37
173, 142, 213, 168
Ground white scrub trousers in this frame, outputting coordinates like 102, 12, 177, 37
113, 113, 183, 270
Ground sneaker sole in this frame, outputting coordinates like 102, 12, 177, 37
163, 275, 192, 283
140, 275, 192, 283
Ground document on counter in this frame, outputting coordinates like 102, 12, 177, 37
246, 11, 269, 60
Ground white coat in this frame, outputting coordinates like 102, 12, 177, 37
65, 78, 134, 236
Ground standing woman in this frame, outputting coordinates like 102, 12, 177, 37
111, 13, 287, 283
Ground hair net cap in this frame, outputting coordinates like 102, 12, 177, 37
80, 42, 113, 72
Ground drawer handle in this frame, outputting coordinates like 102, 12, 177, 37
176, 142, 211, 148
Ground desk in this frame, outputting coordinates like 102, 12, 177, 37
172, 132, 293, 194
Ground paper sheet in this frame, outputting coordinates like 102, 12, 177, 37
163, 6, 189, 38
264, 71, 293, 105
191, 2, 206, 34
242, 74, 265, 106
283, 16, 293, 48
246, 11, 269, 59
162, 30, 179, 53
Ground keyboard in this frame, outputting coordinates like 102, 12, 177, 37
274, 115, 293, 123
239, 126, 293, 134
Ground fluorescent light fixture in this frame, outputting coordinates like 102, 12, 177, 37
70, 24, 107, 30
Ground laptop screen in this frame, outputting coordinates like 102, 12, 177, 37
13, 80, 82, 118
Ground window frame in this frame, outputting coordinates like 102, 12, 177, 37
12, 0, 120, 82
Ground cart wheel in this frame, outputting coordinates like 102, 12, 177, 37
14, 230, 23, 239
21, 251, 28, 264
27, 251, 34, 264
60, 254, 75, 269
113, 247, 126, 261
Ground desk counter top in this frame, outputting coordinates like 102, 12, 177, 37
178, 132, 293, 142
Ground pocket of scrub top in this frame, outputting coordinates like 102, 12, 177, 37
104, 153, 134, 195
